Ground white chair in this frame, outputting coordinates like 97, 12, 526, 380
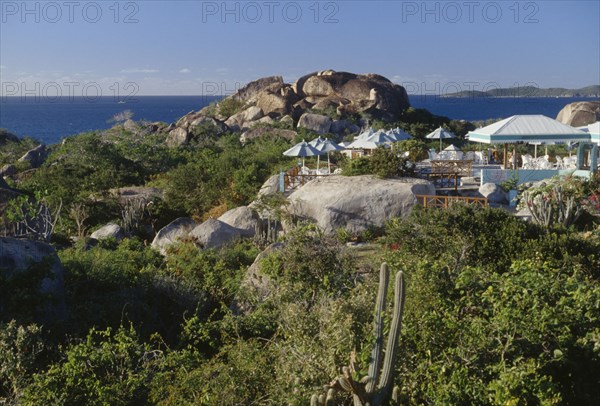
437, 151, 450, 160
563, 157, 577, 169
536, 156, 553, 170
554, 156, 563, 169
474, 151, 488, 165
428, 150, 439, 161
521, 154, 534, 169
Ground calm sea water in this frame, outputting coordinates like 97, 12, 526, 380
1, 95, 597, 145
0, 96, 221, 145
411, 95, 598, 122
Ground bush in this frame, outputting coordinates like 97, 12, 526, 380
384, 205, 600, 404
23, 325, 160, 405
259, 224, 357, 305
59, 238, 198, 341
217, 98, 246, 117
0, 321, 44, 404
341, 148, 415, 178
163, 240, 259, 305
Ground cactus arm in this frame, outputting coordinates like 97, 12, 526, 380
375, 271, 405, 404
366, 263, 390, 394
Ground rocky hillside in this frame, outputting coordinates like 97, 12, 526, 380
166, 70, 410, 146
556, 101, 600, 126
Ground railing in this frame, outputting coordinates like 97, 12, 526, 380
430, 160, 473, 177
420, 160, 475, 191
415, 194, 488, 209
283, 166, 329, 191
283, 173, 322, 190
425, 172, 460, 191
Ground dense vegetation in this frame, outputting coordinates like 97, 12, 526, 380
2, 205, 600, 404
2, 113, 600, 404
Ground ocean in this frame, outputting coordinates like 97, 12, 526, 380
0, 95, 597, 146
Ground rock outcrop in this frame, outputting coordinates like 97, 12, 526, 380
91, 223, 124, 241
166, 127, 190, 147
297, 113, 332, 134
161, 70, 410, 145
286, 175, 434, 234
18, 144, 48, 168
556, 101, 600, 127
218, 206, 260, 237
0, 237, 66, 321
151, 217, 198, 255
189, 219, 240, 249
0, 129, 19, 144
479, 183, 507, 204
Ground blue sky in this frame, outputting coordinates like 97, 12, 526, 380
1, 0, 599, 95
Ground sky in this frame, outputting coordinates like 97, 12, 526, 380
1, 0, 599, 96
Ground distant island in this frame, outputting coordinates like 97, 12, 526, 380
444, 85, 600, 98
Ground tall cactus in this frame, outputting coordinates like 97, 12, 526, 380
315, 263, 406, 406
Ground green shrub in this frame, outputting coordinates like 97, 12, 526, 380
384, 206, 600, 404
163, 240, 259, 305
59, 238, 199, 341
259, 224, 357, 305
23, 325, 159, 405
341, 148, 414, 178
0, 321, 44, 404
217, 98, 246, 117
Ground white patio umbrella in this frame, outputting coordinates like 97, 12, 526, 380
347, 133, 393, 150
443, 144, 462, 160
283, 140, 323, 167
426, 127, 456, 150
308, 136, 325, 147
366, 130, 397, 144
308, 136, 326, 170
356, 127, 377, 140
386, 127, 412, 142
314, 138, 344, 173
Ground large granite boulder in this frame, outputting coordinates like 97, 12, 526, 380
91, 223, 124, 241
151, 217, 198, 255
218, 206, 259, 237
18, 144, 48, 168
556, 101, 600, 127
256, 174, 281, 198
232, 76, 285, 103
479, 183, 507, 204
330, 119, 360, 135
303, 75, 337, 97
298, 113, 332, 134
287, 175, 435, 234
189, 219, 241, 249
256, 91, 292, 116
166, 127, 190, 147
189, 116, 227, 132
0, 237, 66, 321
